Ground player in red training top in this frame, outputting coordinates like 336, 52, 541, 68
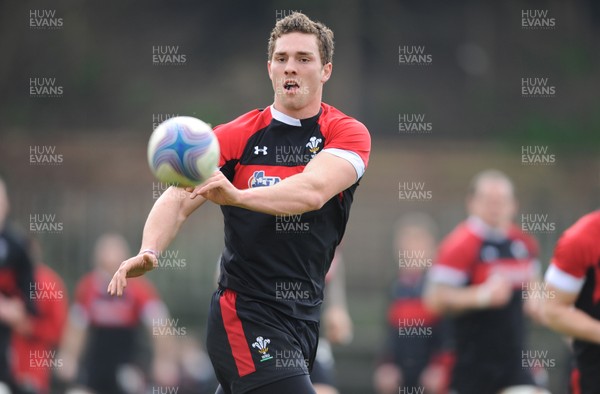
0, 178, 37, 393
58, 234, 177, 394
374, 213, 454, 394
11, 238, 68, 394
542, 210, 600, 394
108, 12, 370, 394
424, 170, 548, 394
310, 248, 353, 394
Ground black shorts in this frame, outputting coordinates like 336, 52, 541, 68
451, 360, 534, 394
207, 288, 320, 394
577, 359, 600, 394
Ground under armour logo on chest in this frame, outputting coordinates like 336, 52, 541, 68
254, 146, 268, 155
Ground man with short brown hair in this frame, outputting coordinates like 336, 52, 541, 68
425, 170, 546, 393
108, 12, 370, 394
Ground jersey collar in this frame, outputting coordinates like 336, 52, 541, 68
270, 105, 322, 127
467, 215, 508, 242
270, 105, 302, 127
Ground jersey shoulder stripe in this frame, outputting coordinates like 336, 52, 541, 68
213, 109, 272, 167
550, 210, 600, 279
318, 104, 371, 169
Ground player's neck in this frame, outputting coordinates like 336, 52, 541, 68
469, 215, 511, 236
272, 101, 322, 120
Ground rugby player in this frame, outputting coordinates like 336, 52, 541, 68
424, 170, 546, 393
108, 12, 370, 394
542, 210, 600, 394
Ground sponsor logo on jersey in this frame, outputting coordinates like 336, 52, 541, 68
254, 146, 268, 155
248, 171, 281, 188
305, 136, 322, 158
510, 240, 529, 259
252, 336, 273, 362
481, 245, 500, 262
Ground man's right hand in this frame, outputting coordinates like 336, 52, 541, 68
107, 252, 158, 296
476, 274, 513, 309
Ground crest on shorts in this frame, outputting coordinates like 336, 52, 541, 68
252, 336, 273, 362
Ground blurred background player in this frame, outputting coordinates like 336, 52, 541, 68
373, 213, 453, 394
310, 248, 353, 394
10, 237, 68, 394
542, 210, 600, 394
176, 333, 218, 394
424, 169, 548, 394
0, 177, 37, 393
57, 233, 178, 394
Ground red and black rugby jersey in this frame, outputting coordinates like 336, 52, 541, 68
427, 216, 539, 379
546, 210, 600, 306
0, 226, 36, 380
213, 103, 370, 321
72, 271, 161, 328
545, 210, 600, 386
70, 271, 167, 371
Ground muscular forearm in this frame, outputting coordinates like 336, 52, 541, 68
238, 173, 324, 215
60, 323, 86, 367
141, 187, 203, 252
194, 152, 358, 216
426, 275, 513, 315
326, 256, 347, 309
108, 186, 205, 294
544, 303, 600, 344
56, 322, 87, 382
425, 285, 482, 314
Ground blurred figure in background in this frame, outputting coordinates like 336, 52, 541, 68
424, 170, 548, 394
10, 237, 68, 394
176, 333, 218, 394
0, 177, 37, 393
542, 210, 600, 394
373, 213, 453, 394
311, 248, 353, 394
57, 233, 178, 394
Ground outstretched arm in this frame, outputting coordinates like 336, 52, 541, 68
192, 151, 358, 215
107, 186, 206, 296
323, 250, 353, 344
56, 307, 88, 383
138, 186, 206, 259
542, 284, 600, 344
424, 275, 513, 315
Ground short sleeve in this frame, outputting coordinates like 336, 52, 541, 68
427, 228, 479, 287
213, 124, 236, 168
130, 279, 170, 327
132, 278, 159, 308
215, 110, 267, 164
545, 232, 592, 294
70, 278, 91, 328
322, 117, 371, 180
69, 274, 94, 328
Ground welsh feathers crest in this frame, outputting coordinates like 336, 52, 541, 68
252, 336, 270, 354
252, 336, 273, 362
306, 136, 322, 157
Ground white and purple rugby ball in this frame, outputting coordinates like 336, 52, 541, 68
148, 116, 220, 187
